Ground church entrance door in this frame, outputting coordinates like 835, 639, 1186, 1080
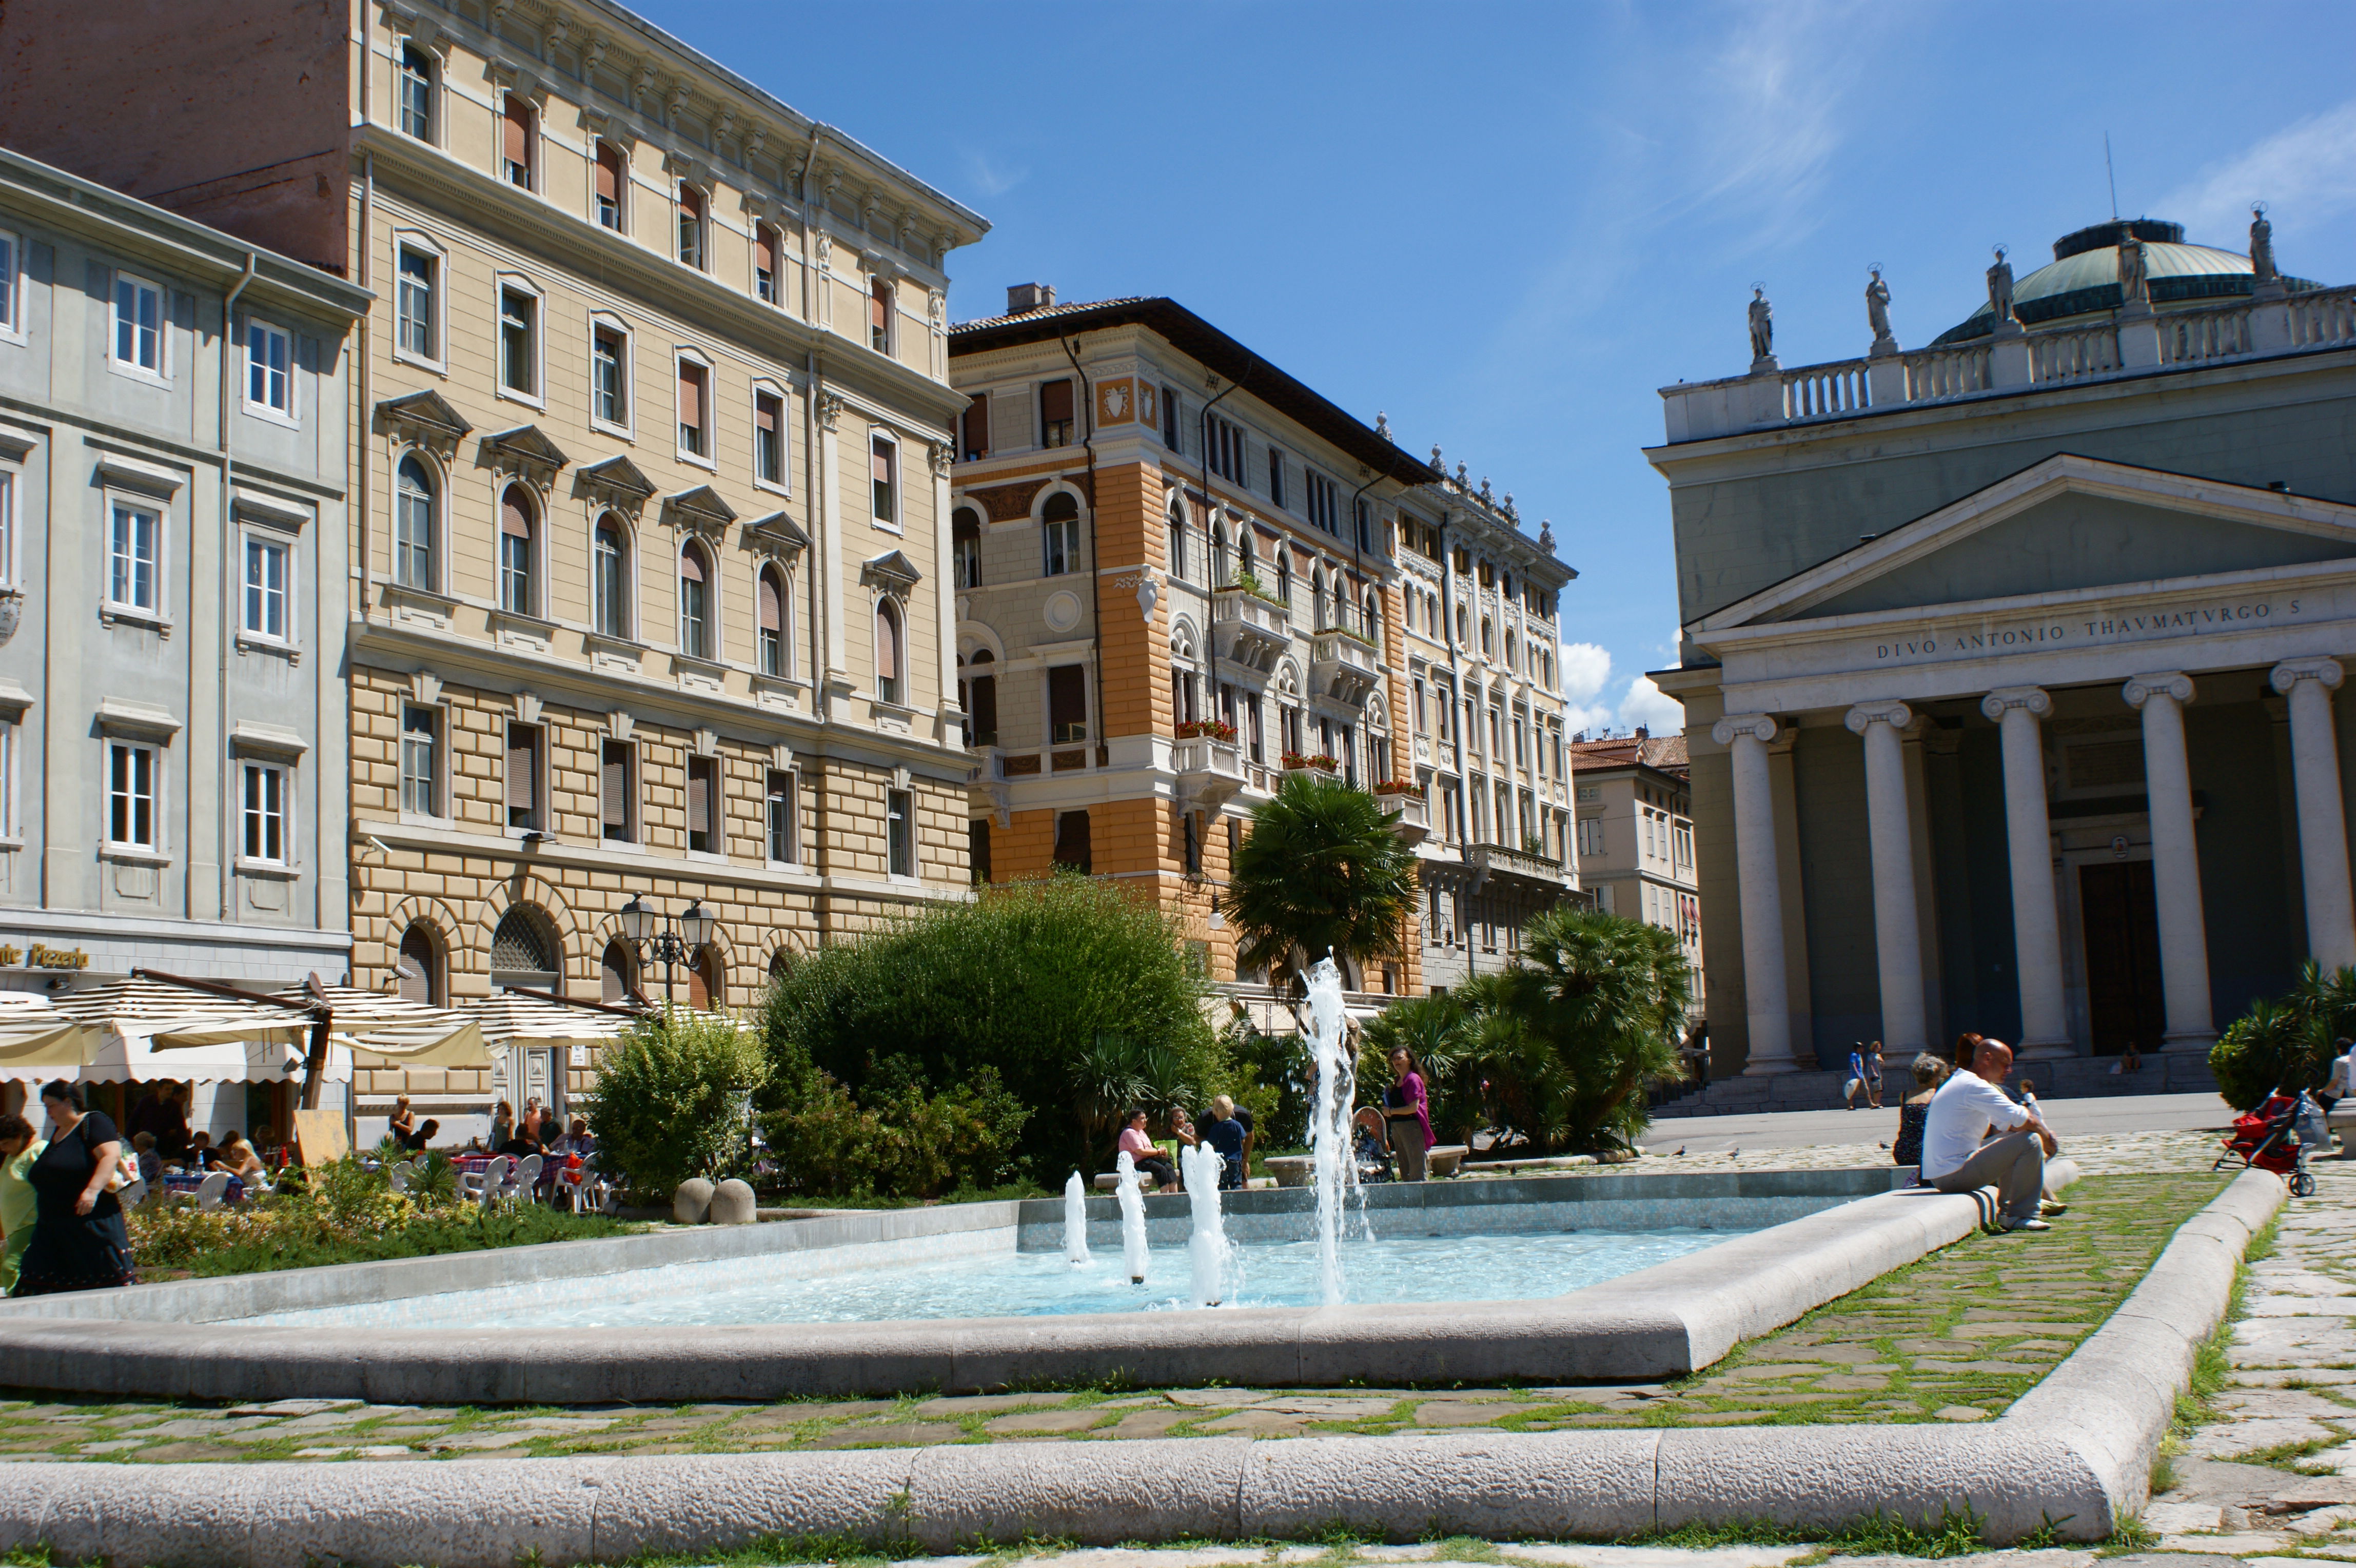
2079, 861, 2165, 1055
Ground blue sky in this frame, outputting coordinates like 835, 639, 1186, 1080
643, 0, 2356, 735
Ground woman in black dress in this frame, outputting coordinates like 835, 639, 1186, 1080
15, 1080, 134, 1295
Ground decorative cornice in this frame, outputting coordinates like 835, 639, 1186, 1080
743, 511, 809, 556
479, 423, 568, 486
860, 550, 921, 598
575, 454, 656, 517
661, 484, 736, 535
376, 389, 471, 456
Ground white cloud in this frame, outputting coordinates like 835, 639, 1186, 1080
1618, 675, 1685, 734
1557, 640, 1614, 703
961, 148, 1028, 199
2160, 100, 2356, 243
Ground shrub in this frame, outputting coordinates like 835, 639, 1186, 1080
759, 873, 1215, 1181
763, 1056, 1029, 1200
2210, 963, 2356, 1110
582, 1007, 770, 1201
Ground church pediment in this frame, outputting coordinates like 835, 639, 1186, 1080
1700, 455, 2356, 633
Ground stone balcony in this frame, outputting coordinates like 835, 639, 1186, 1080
1172, 735, 1248, 811
1310, 628, 1380, 703
1466, 841, 1566, 886
1661, 284, 2356, 444
1212, 587, 1289, 673
1374, 788, 1430, 846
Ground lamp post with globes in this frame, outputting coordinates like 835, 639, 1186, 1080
616, 894, 718, 1007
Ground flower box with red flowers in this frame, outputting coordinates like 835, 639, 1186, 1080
1281, 752, 1340, 773
1175, 719, 1238, 742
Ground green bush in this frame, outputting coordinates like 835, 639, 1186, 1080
763, 1056, 1029, 1200
2211, 963, 2356, 1110
582, 1007, 769, 1201
759, 873, 1216, 1180
1359, 989, 1485, 1148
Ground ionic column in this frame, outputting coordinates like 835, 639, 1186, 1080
1712, 713, 1796, 1074
1844, 700, 1928, 1052
2271, 658, 2356, 971
2124, 672, 2214, 1048
1981, 687, 2072, 1057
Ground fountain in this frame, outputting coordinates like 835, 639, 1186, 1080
1062, 1171, 1091, 1265
1180, 1142, 1232, 1307
1114, 1149, 1149, 1284
1303, 953, 1356, 1306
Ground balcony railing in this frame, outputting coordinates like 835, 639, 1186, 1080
1172, 735, 1247, 811
1467, 841, 1566, 884
1373, 787, 1430, 846
1663, 283, 2356, 443
1211, 586, 1289, 673
1311, 629, 1379, 703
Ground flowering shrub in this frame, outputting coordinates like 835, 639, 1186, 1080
1369, 779, 1421, 796
1175, 719, 1237, 742
1281, 751, 1339, 772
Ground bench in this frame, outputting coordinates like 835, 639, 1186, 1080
1427, 1144, 1467, 1178
1091, 1172, 1161, 1193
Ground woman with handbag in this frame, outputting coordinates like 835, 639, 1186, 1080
1383, 1048, 1432, 1183
15, 1080, 135, 1296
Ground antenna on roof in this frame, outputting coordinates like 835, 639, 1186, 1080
2104, 132, 2119, 222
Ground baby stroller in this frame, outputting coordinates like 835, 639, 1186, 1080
2213, 1088, 2322, 1196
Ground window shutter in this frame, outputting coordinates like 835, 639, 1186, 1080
678, 363, 701, 427
501, 489, 531, 540
756, 226, 777, 274
962, 393, 989, 455
503, 97, 530, 167
595, 144, 620, 205
679, 544, 705, 584
870, 279, 889, 333
759, 571, 782, 634
601, 744, 627, 831
1039, 379, 1073, 426
757, 394, 778, 444
872, 440, 892, 487
507, 724, 536, 823
875, 604, 898, 680
687, 761, 711, 837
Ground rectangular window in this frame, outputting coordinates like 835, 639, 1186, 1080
1207, 415, 1246, 485
765, 769, 799, 864
1267, 449, 1286, 508
676, 183, 704, 268
108, 501, 159, 612
1354, 496, 1371, 551
245, 321, 290, 413
869, 277, 893, 354
502, 93, 535, 187
398, 46, 434, 140
108, 741, 158, 849
499, 287, 536, 397
886, 788, 913, 876
592, 325, 627, 426
600, 739, 635, 842
871, 436, 896, 522
1039, 378, 1074, 447
686, 756, 718, 854
400, 705, 439, 817
676, 360, 707, 457
241, 534, 287, 639
1161, 384, 1180, 450
505, 721, 541, 832
0, 720, 14, 838
960, 392, 990, 461
595, 141, 625, 230
241, 761, 287, 864
755, 390, 784, 485
112, 273, 162, 373
1042, 511, 1076, 577
1052, 808, 1091, 874
396, 247, 436, 359
1047, 663, 1088, 744
755, 224, 779, 303
1306, 472, 1339, 534
969, 817, 991, 886
0, 472, 13, 587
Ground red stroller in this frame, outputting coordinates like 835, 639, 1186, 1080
2214, 1089, 2322, 1196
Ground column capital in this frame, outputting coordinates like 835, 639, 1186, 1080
1712, 713, 1778, 747
1843, 699, 1913, 735
2272, 657, 2345, 695
1979, 685, 2052, 721
2124, 671, 2196, 710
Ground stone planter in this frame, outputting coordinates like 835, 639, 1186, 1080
1427, 1144, 1467, 1179
1263, 1154, 1314, 1188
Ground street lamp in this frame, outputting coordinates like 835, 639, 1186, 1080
616, 894, 719, 1006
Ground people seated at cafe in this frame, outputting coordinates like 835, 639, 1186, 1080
208, 1132, 265, 1182
128, 1131, 161, 1186
399, 1118, 439, 1153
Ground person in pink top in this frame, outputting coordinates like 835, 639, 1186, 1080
1116, 1108, 1177, 1191
1383, 1048, 1432, 1182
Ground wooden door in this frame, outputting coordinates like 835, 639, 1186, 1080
2080, 860, 2166, 1055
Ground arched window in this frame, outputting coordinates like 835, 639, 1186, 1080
953, 505, 982, 589
875, 599, 904, 704
1505, 629, 1518, 671
600, 939, 638, 1005
1364, 589, 1381, 641
1238, 529, 1256, 580
398, 46, 435, 141
1481, 616, 1496, 658
1166, 496, 1187, 581
1211, 521, 1229, 587
593, 515, 629, 637
396, 923, 442, 1006
1455, 604, 1469, 647
687, 946, 722, 1010
490, 905, 560, 991
1277, 551, 1292, 606
768, 947, 794, 982
678, 541, 712, 659
396, 456, 435, 590
498, 483, 536, 617
960, 648, 998, 746
1041, 491, 1079, 577
757, 564, 789, 676
1310, 567, 1325, 630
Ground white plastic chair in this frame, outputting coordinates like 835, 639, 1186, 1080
506, 1154, 542, 1207
192, 1172, 231, 1211
475, 1154, 513, 1208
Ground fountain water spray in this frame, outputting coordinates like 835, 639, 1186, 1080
1180, 1142, 1232, 1307
1303, 953, 1357, 1306
1062, 1171, 1091, 1265
1114, 1149, 1149, 1284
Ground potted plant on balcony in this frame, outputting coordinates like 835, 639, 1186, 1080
1221, 569, 1284, 607
1175, 719, 1238, 743
1281, 750, 1339, 780
1369, 778, 1420, 800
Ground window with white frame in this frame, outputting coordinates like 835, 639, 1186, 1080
1306, 471, 1339, 534
497, 484, 537, 616
755, 388, 786, 486
506, 720, 542, 832
0, 472, 14, 587
112, 272, 163, 375
399, 704, 440, 817
1040, 491, 1078, 577
245, 320, 291, 415
600, 738, 636, 842
678, 540, 714, 659
886, 788, 913, 877
952, 506, 981, 589
498, 285, 537, 398
592, 514, 630, 637
0, 229, 22, 336
394, 455, 435, 590
869, 277, 893, 354
106, 740, 159, 850
874, 599, 904, 704
594, 141, 626, 230
395, 244, 437, 360
755, 224, 781, 304
240, 760, 288, 865
0, 718, 14, 838
757, 563, 789, 676
501, 91, 536, 189
398, 45, 436, 141
591, 321, 628, 428
765, 769, 799, 864
676, 357, 709, 458
108, 500, 160, 613
676, 182, 705, 269
241, 530, 288, 640
870, 433, 897, 524
686, 755, 718, 853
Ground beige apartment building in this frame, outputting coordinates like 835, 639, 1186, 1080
1, 0, 986, 1127
1568, 731, 1702, 1005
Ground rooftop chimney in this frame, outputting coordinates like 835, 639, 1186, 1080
1006, 283, 1056, 315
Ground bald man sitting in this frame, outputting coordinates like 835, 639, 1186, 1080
1918, 1037, 2058, 1231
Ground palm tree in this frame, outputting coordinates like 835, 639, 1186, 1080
1225, 774, 1417, 985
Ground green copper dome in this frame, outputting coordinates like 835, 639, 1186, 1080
1932, 218, 2322, 345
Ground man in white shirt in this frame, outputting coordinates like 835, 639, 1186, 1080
1918, 1038, 2058, 1231
2320, 1038, 2353, 1112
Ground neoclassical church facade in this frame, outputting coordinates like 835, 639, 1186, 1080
1653, 215, 2356, 1093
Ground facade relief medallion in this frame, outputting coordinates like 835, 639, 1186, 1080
1043, 590, 1082, 633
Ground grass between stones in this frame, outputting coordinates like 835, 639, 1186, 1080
0, 1171, 2225, 1463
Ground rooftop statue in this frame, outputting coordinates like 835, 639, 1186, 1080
1538, 518, 1556, 553
1866, 267, 1894, 347
1987, 246, 2016, 324
2251, 204, 2279, 285
1747, 286, 1774, 363
2118, 232, 2149, 305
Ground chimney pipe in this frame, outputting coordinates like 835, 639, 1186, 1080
1006, 282, 1055, 315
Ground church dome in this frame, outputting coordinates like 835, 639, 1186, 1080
1931, 218, 2321, 345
